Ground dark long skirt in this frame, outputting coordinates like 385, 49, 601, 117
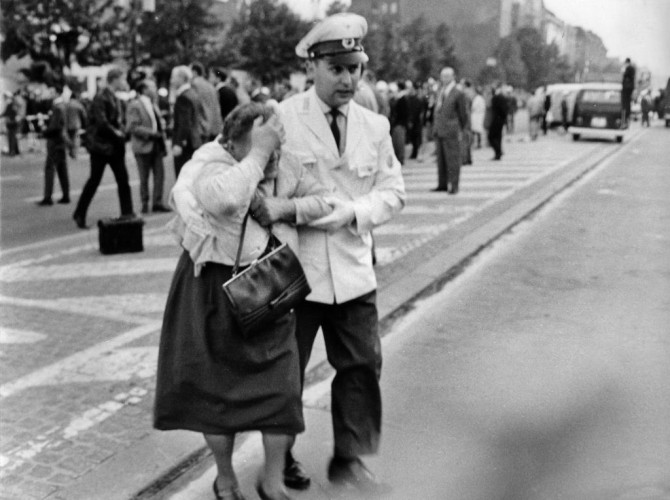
154, 251, 304, 435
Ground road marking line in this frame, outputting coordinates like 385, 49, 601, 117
0, 321, 161, 399
0, 293, 164, 324
0, 258, 177, 282
0, 327, 47, 344
23, 180, 141, 203
0, 175, 22, 182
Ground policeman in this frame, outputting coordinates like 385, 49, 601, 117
254, 12, 406, 494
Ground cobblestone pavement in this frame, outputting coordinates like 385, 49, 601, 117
0, 131, 615, 499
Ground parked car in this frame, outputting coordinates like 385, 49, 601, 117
568, 83, 626, 143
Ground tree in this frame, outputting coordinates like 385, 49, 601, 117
495, 36, 527, 89
514, 26, 551, 90
433, 23, 460, 75
401, 15, 434, 82
139, 0, 221, 68
326, 0, 348, 16
0, 0, 122, 67
219, 0, 311, 83
364, 15, 405, 81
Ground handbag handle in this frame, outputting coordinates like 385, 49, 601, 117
231, 179, 278, 276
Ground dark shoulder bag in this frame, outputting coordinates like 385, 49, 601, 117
222, 212, 311, 338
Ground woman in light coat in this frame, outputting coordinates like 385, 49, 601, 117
470, 87, 486, 148
154, 103, 331, 500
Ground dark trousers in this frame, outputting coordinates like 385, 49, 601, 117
295, 291, 381, 458
74, 150, 133, 219
622, 90, 633, 123
6, 124, 20, 155
409, 124, 422, 159
134, 146, 165, 208
435, 135, 461, 190
391, 125, 406, 165
488, 123, 504, 159
173, 145, 195, 178
43, 142, 69, 200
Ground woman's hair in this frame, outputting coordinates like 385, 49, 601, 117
222, 102, 274, 144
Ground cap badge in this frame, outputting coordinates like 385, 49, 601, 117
342, 38, 355, 49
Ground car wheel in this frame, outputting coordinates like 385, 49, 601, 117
616, 136, 623, 143
572, 134, 580, 141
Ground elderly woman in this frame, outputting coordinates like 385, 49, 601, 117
154, 103, 331, 500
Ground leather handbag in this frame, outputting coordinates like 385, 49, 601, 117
222, 212, 311, 338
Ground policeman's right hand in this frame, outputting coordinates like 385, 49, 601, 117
250, 115, 285, 158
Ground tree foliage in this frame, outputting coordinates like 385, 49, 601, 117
219, 0, 311, 83
495, 36, 527, 88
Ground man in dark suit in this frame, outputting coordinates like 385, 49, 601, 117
488, 84, 509, 161
170, 65, 205, 177
622, 57, 636, 125
190, 62, 222, 141
209, 66, 239, 123
73, 67, 134, 229
432, 67, 468, 194
126, 79, 170, 214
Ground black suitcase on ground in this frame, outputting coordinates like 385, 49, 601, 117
98, 217, 145, 255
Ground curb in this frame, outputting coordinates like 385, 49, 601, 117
55, 131, 642, 500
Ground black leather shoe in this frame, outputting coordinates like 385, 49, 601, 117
152, 204, 171, 213
213, 479, 246, 500
448, 187, 459, 195
327, 457, 390, 495
283, 452, 310, 490
73, 213, 88, 229
57, 197, 70, 204
36, 199, 53, 206
431, 187, 448, 192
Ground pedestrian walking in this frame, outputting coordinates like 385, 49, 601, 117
527, 87, 544, 141
1, 92, 21, 156
37, 88, 71, 206
432, 67, 468, 193
64, 90, 87, 159
209, 67, 239, 123
154, 104, 331, 500
542, 86, 552, 135
190, 62, 223, 141
460, 79, 474, 165
407, 81, 425, 159
170, 65, 205, 177
470, 86, 486, 148
126, 79, 170, 214
263, 12, 405, 494
640, 90, 652, 127
621, 57, 636, 125
488, 84, 508, 160
390, 80, 408, 165
560, 92, 569, 132
73, 67, 134, 229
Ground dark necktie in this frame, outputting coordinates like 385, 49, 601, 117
329, 108, 341, 151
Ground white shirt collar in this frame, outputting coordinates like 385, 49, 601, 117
314, 90, 349, 117
176, 83, 191, 96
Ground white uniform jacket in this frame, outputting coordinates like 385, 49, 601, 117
279, 88, 406, 304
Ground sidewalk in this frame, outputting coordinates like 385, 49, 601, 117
0, 127, 643, 500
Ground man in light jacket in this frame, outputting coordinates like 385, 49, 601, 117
253, 12, 406, 495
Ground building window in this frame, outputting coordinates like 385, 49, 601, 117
381, 2, 388, 14
390, 1, 397, 14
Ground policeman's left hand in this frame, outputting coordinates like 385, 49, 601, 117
308, 196, 355, 231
